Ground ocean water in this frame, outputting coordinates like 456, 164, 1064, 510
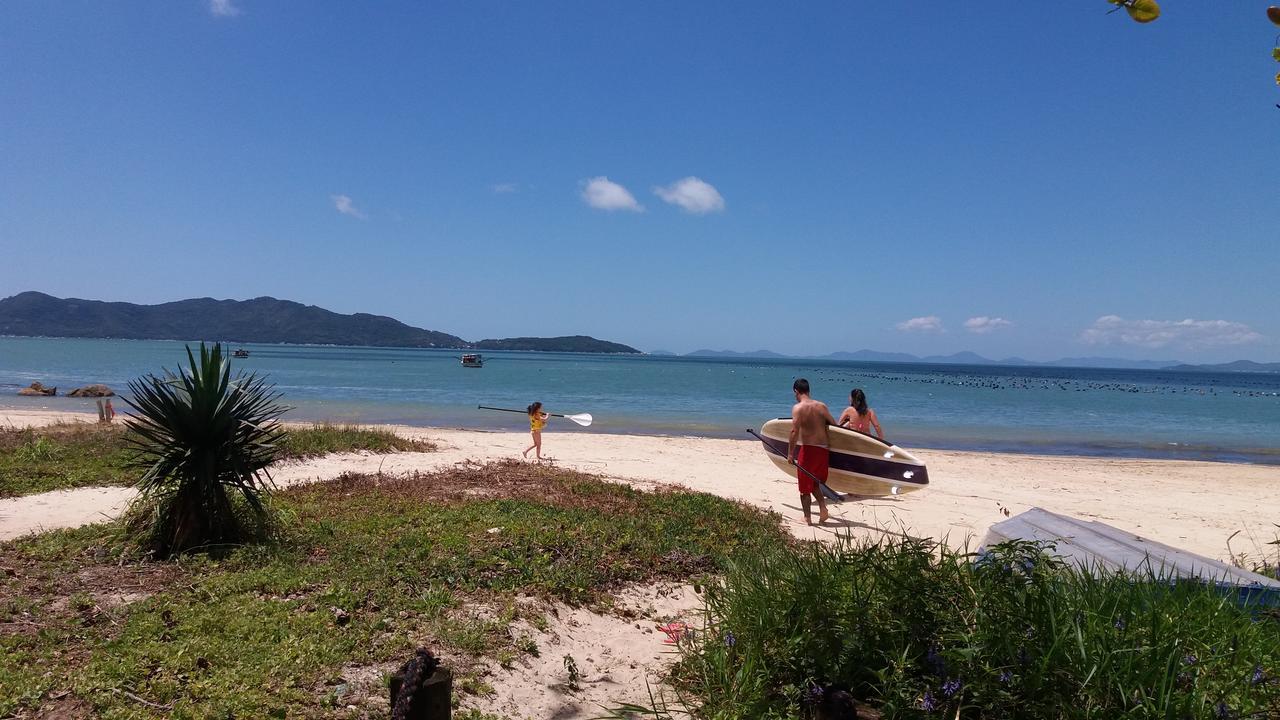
2, 337, 1279, 464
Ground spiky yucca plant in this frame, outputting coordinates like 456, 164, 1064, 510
124, 342, 288, 557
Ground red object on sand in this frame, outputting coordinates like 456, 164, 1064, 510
657, 622, 688, 644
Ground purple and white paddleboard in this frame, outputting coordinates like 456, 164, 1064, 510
756, 418, 930, 497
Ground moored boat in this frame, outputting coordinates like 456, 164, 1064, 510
461, 353, 483, 368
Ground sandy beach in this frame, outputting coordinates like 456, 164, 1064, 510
5, 409, 1280, 717
5, 408, 1278, 561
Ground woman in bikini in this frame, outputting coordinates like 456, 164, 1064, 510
837, 388, 884, 440
523, 401, 550, 460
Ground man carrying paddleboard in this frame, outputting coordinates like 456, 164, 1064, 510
788, 378, 835, 526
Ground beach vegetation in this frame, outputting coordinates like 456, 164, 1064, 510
1228, 524, 1280, 582
280, 422, 437, 457
0, 460, 788, 718
653, 536, 1280, 719
0, 421, 435, 498
122, 342, 289, 557
0, 421, 132, 498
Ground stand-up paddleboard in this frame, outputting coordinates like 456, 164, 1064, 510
753, 418, 929, 497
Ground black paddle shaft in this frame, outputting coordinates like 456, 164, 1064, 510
747, 425, 844, 499
746, 428, 829, 487
477, 405, 570, 419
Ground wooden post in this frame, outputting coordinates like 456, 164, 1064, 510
389, 666, 451, 720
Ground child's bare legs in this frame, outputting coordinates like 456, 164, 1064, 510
523, 431, 542, 460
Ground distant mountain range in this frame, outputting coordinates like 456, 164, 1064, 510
676, 348, 1277, 372
5, 292, 1274, 370
1167, 360, 1280, 373
0, 292, 640, 354
688, 348, 789, 359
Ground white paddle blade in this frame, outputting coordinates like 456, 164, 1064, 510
566, 412, 593, 427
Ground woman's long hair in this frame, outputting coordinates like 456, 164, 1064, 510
527, 401, 543, 416
850, 388, 868, 416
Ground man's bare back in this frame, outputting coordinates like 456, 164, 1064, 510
791, 397, 836, 449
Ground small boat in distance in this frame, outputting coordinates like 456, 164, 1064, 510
232, 348, 250, 358
461, 353, 483, 368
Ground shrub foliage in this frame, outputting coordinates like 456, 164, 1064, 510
123, 342, 288, 557
668, 537, 1280, 719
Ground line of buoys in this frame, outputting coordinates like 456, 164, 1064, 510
804, 368, 1280, 399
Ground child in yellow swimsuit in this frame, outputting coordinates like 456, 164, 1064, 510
523, 402, 550, 460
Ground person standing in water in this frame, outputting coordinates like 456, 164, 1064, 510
838, 388, 883, 440
788, 378, 835, 526
523, 402, 550, 460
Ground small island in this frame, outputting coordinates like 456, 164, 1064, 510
474, 335, 639, 353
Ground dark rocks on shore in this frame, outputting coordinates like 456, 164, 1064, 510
18, 382, 56, 396
67, 384, 115, 397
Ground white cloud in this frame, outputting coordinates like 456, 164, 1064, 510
1081, 315, 1263, 349
896, 316, 944, 333
581, 176, 642, 212
491, 183, 518, 194
964, 316, 1013, 334
653, 176, 725, 214
330, 194, 366, 220
209, 0, 241, 17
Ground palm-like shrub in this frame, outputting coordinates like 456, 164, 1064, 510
123, 343, 289, 557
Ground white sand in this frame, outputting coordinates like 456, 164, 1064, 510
4, 408, 1277, 559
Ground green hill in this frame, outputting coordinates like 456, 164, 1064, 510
0, 292, 638, 353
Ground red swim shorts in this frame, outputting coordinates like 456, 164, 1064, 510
794, 445, 829, 495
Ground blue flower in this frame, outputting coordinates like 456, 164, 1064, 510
998, 670, 1013, 684
1250, 666, 1266, 686
1019, 558, 1036, 573
1114, 618, 1127, 631
941, 678, 963, 698
723, 632, 736, 649
1215, 701, 1232, 719
803, 683, 824, 705
920, 689, 938, 712
1183, 654, 1198, 666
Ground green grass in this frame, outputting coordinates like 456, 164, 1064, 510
655, 536, 1280, 719
279, 422, 436, 459
0, 422, 436, 498
0, 460, 788, 718
0, 422, 134, 498
1227, 524, 1280, 583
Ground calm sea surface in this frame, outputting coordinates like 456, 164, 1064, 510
2, 337, 1279, 464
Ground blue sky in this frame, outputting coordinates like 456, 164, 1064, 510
2, 1, 1277, 361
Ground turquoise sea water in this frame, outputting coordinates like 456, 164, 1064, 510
2, 337, 1279, 464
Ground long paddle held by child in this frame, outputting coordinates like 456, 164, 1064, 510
478, 405, 593, 427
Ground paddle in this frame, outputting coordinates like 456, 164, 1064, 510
477, 405, 594, 427
746, 428, 842, 501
